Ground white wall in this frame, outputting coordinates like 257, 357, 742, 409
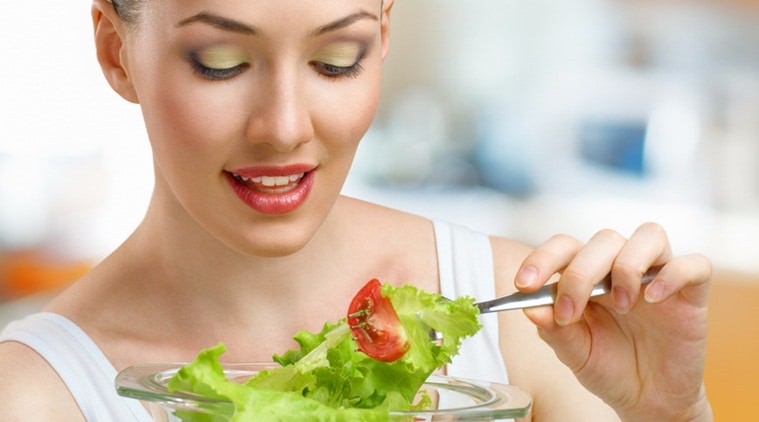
0, 3, 152, 259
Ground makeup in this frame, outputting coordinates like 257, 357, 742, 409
310, 42, 366, 78
188, 45, 250, 80
225, 165, 315, 215
311, 42, 363, 68
195, 45, 249, 69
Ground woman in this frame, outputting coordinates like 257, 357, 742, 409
0, 0, 712, 420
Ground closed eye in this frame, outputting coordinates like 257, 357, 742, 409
189, 56, 249, 80
310, 46, 366, 79
311, 61, 364, 79
187, 47, 250, 81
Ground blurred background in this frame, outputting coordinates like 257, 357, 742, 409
1, 0, 758, 418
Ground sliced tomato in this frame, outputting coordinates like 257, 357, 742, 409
347, 279, 410, 362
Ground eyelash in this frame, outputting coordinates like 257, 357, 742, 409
311, 60, 365, 80
188, 53, 249, 81
186, 49, 367, 81
312, 49, 367, 80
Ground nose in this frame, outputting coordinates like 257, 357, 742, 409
245, 70, 314, 152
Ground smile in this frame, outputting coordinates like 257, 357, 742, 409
225, 167, 315, 215
231, 173, 305, 194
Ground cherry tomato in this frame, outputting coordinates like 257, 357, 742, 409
347, 279, 410, 362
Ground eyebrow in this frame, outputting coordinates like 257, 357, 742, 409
311, 11, 379, 37
176, 12, 259, 36
175, 11, 379, 37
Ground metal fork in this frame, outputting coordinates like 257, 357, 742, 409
475, 267, 660, 314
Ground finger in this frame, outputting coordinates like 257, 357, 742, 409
553, 229, 627, 326
515, 234, 582, 292
643, 253, 712, 305
523, 305, 592, 374
610, 222, 673, 313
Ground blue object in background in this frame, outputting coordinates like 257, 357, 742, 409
578, 120, 648, 176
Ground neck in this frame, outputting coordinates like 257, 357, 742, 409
124, 190, 356, 326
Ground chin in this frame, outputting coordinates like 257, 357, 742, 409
231, 223, 319, 259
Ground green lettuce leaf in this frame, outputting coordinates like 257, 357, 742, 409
166, 282, 481, 421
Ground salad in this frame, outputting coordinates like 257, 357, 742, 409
167, 279, 482, 421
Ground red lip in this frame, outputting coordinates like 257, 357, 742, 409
225, 164, 316, 215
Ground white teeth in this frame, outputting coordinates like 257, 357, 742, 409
236, 173, 304, 187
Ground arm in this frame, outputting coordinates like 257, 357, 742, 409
0, 341, 86, 421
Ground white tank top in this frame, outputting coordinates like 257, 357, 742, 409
0, 220, 509, 420
433, 220, 509, 384
0, 312, 153, 421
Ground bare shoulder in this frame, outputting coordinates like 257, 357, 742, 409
0, 341, 84, 421
337, 196, 437, 250
338, 195, 432, 228
336, 196, 439, 290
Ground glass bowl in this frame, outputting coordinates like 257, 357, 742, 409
116, 363, 532, 421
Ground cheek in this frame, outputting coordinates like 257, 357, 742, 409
140, 80, 236, 155
128, 48, 238, 157
316, 71, 383, 155
137, 80, 249, 189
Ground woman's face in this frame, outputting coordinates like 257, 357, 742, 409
116, 0, 391, 257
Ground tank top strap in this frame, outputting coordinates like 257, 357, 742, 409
432, 219, 509, 384
0, 312, 152, 421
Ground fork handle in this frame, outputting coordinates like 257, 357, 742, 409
476, 267, 660, 314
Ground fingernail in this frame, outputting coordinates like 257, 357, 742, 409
555, 294, 575, 326
516, 266, 538, 289
645, 280, 666, 303
613, 286, 630, 314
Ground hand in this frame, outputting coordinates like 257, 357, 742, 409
516, 222, 713, 421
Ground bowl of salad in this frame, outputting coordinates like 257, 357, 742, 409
115, 280, 532, 421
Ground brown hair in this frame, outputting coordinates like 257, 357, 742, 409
109, 0, 141, 24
